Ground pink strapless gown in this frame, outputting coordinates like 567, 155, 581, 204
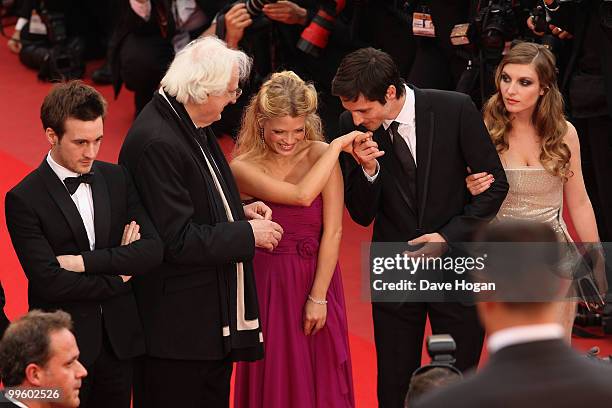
234, 195, 355, 408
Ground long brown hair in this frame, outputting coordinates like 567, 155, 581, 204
483, 42, 571, 179
234, 71, 323, 161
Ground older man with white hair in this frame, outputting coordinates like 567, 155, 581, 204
119, 37, 283, 408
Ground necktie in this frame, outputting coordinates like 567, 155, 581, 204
63, 173, 94, 195
390, 121, 417, 198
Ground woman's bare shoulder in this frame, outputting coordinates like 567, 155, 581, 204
563, 120, 579, 149
306, 140, 330, 159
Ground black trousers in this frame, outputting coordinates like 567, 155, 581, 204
133, 355, 233, 408
372, 301, 484, 408
78, 330, 133, 408
119, 33, 174, 114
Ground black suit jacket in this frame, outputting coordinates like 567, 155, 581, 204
5, 160, 163, 365
0, 282, 9, 338
118, 94, 257, 360
110, 0, 226, 97
414, 339, 612, 407
339, 86, 508, 244
557, 1, 612, 118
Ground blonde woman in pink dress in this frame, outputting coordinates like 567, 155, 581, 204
230, 71, 376, 408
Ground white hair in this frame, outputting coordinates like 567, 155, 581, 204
160, 37, 252, 104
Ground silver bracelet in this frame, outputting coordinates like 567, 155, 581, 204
544, 0, 560, 12
307, 294, 328, 305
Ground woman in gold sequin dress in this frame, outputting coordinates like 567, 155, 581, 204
465, 42, 602, 341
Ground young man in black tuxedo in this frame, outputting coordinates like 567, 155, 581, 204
331, 47, 509, 408
414, 221, 612, 408
5, 81, 163, 408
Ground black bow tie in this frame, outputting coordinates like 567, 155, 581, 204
64, 172, 94, 195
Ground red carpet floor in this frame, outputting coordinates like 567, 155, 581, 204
0, 33, 610, 408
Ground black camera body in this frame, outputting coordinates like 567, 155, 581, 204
18, 5, 84, 82
472, 0, 521, 58
412, 334, 462, 378
245, 0, 277, 17
39, 10, 67, 44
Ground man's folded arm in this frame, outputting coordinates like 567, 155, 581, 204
5, 192, 130, 302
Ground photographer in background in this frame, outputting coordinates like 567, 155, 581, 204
531, 0, 612, 317
349, 0, 417, 78
8, 0, 113, 81
110, 0, 225, 115
405, 335, 463, 406
452, 0, 535, 107
405, 1, 471, 91
204, 0, 355, 139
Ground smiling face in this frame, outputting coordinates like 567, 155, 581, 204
262, 115, 306, 156
499, 63, 545, 116
47, 116, 104, 174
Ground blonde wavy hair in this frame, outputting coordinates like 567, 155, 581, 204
234, 71, 323, 161
483, 42, 571, 179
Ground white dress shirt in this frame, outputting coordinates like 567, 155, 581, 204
363, 85, 416, 182
47, 152, 96, 250
487, 323, 565, 354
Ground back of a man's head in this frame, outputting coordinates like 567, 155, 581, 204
0, 310, 86, 407
406, 367, 462, 406
475, 221, 564, 329
332, 47, 405, 104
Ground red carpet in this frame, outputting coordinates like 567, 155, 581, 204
0, 30, 609, 408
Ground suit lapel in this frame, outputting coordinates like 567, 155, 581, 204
37, 159, 90, 252
90, 162, 111, 249
153, 92, 227, 222
376, 127, 416, 214
413, 86, 435, 226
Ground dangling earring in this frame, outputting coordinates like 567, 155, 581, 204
259, 128, 266, 149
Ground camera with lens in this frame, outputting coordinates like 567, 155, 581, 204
39, 10, 67, 44
297, 0, 346, 57
18, 3, 84, 81
411, 334, 462, 378
242, 0, 345, 57
245, 0, 277, 17
472, 0, 522, 59
528, 3, 565, 57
